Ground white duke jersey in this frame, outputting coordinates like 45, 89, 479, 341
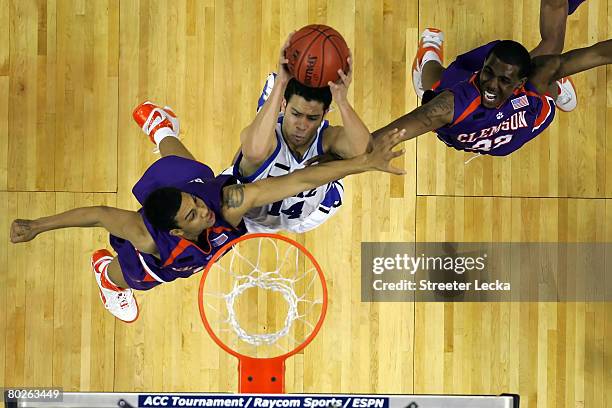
222, 73, 344, 233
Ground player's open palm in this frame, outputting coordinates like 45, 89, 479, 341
365, 128, 406, 175
10, 219, 39, 243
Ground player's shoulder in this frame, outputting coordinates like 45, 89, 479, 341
130, 211, 158, 254
321, 123, 341, 138
319, 124, 343, 152
422, 90, 456, 127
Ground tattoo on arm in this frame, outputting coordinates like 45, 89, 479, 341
223, 184, 245, 209
414, 92, 454, 128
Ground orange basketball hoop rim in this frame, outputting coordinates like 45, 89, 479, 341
198, 233, 328, 394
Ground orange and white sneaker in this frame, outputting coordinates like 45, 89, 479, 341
132, 101, 180, 145
412, 28, 444, 99
555, 77, 577, 112
92, 249, 139, 323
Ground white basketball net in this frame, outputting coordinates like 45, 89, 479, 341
225, 272, 299, 346
202, 236, 325, 353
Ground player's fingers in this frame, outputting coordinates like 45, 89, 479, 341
14, 219, 31, 230
386, 166, 407, 175
395, 129, 411, 142
280, 32, 295, 55
390, 129, 407, 145
376, 128, 399, 148
9, 222, 21, 243
383, 128, 400, 138
283, 31, 295, 47
391, 148, 405, 158
337, 69, 349, 84
383, 129, 403, 145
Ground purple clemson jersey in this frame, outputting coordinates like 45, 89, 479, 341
569, 0, 586, 15
110, 155, 247, 291
430, 41, 556, 156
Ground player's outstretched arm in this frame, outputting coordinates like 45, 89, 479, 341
220, 128, 407, 226
372, 91, 454, 140
239, 33, 294, 169
10, 206, 153, 249
326, 52, 372, 158
531, 39, 612, 92
531, 0, 569, 57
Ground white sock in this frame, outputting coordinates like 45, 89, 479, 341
101, 260, 122, 289
153, 127, 179, 147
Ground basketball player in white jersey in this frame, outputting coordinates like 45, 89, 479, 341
224, 34, 371, 233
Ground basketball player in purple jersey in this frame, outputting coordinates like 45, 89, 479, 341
374, 0, 609, 156
10, 102, 407, 323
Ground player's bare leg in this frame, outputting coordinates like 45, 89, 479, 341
546, 82, 561, 98
530, 0, 567, 98
412, 28, 445, 99
421, 61, 445, 92
106, 257, 129, 288
530, 0, 580, 111
158, 136, 196, 160
530, 0, 569, 57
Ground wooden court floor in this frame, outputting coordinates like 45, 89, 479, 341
1, 1, 610, 407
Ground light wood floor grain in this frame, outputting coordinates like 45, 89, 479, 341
1, 1, 610, 407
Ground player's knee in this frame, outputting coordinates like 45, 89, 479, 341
108, 257, 130, 289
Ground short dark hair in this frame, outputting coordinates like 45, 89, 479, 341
487, 40, 532, 78
284, 78, 332, 111
143, 187, 182, 231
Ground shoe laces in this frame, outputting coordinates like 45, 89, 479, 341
557, 90, 572, 105
421, 34, 443, 49
114, 290, 133, 310
556, 81, 573, 105
558, 94, 572, 105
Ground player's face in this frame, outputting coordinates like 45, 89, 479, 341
172, 192, 216, 239
478, 55, 527, 109
282, 95, 326, 150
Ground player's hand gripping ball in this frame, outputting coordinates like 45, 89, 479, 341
285, 24, 350, 88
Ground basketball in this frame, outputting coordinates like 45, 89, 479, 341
285, 24, 350, 88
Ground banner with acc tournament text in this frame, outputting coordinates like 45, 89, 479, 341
361, 243, 611, 302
